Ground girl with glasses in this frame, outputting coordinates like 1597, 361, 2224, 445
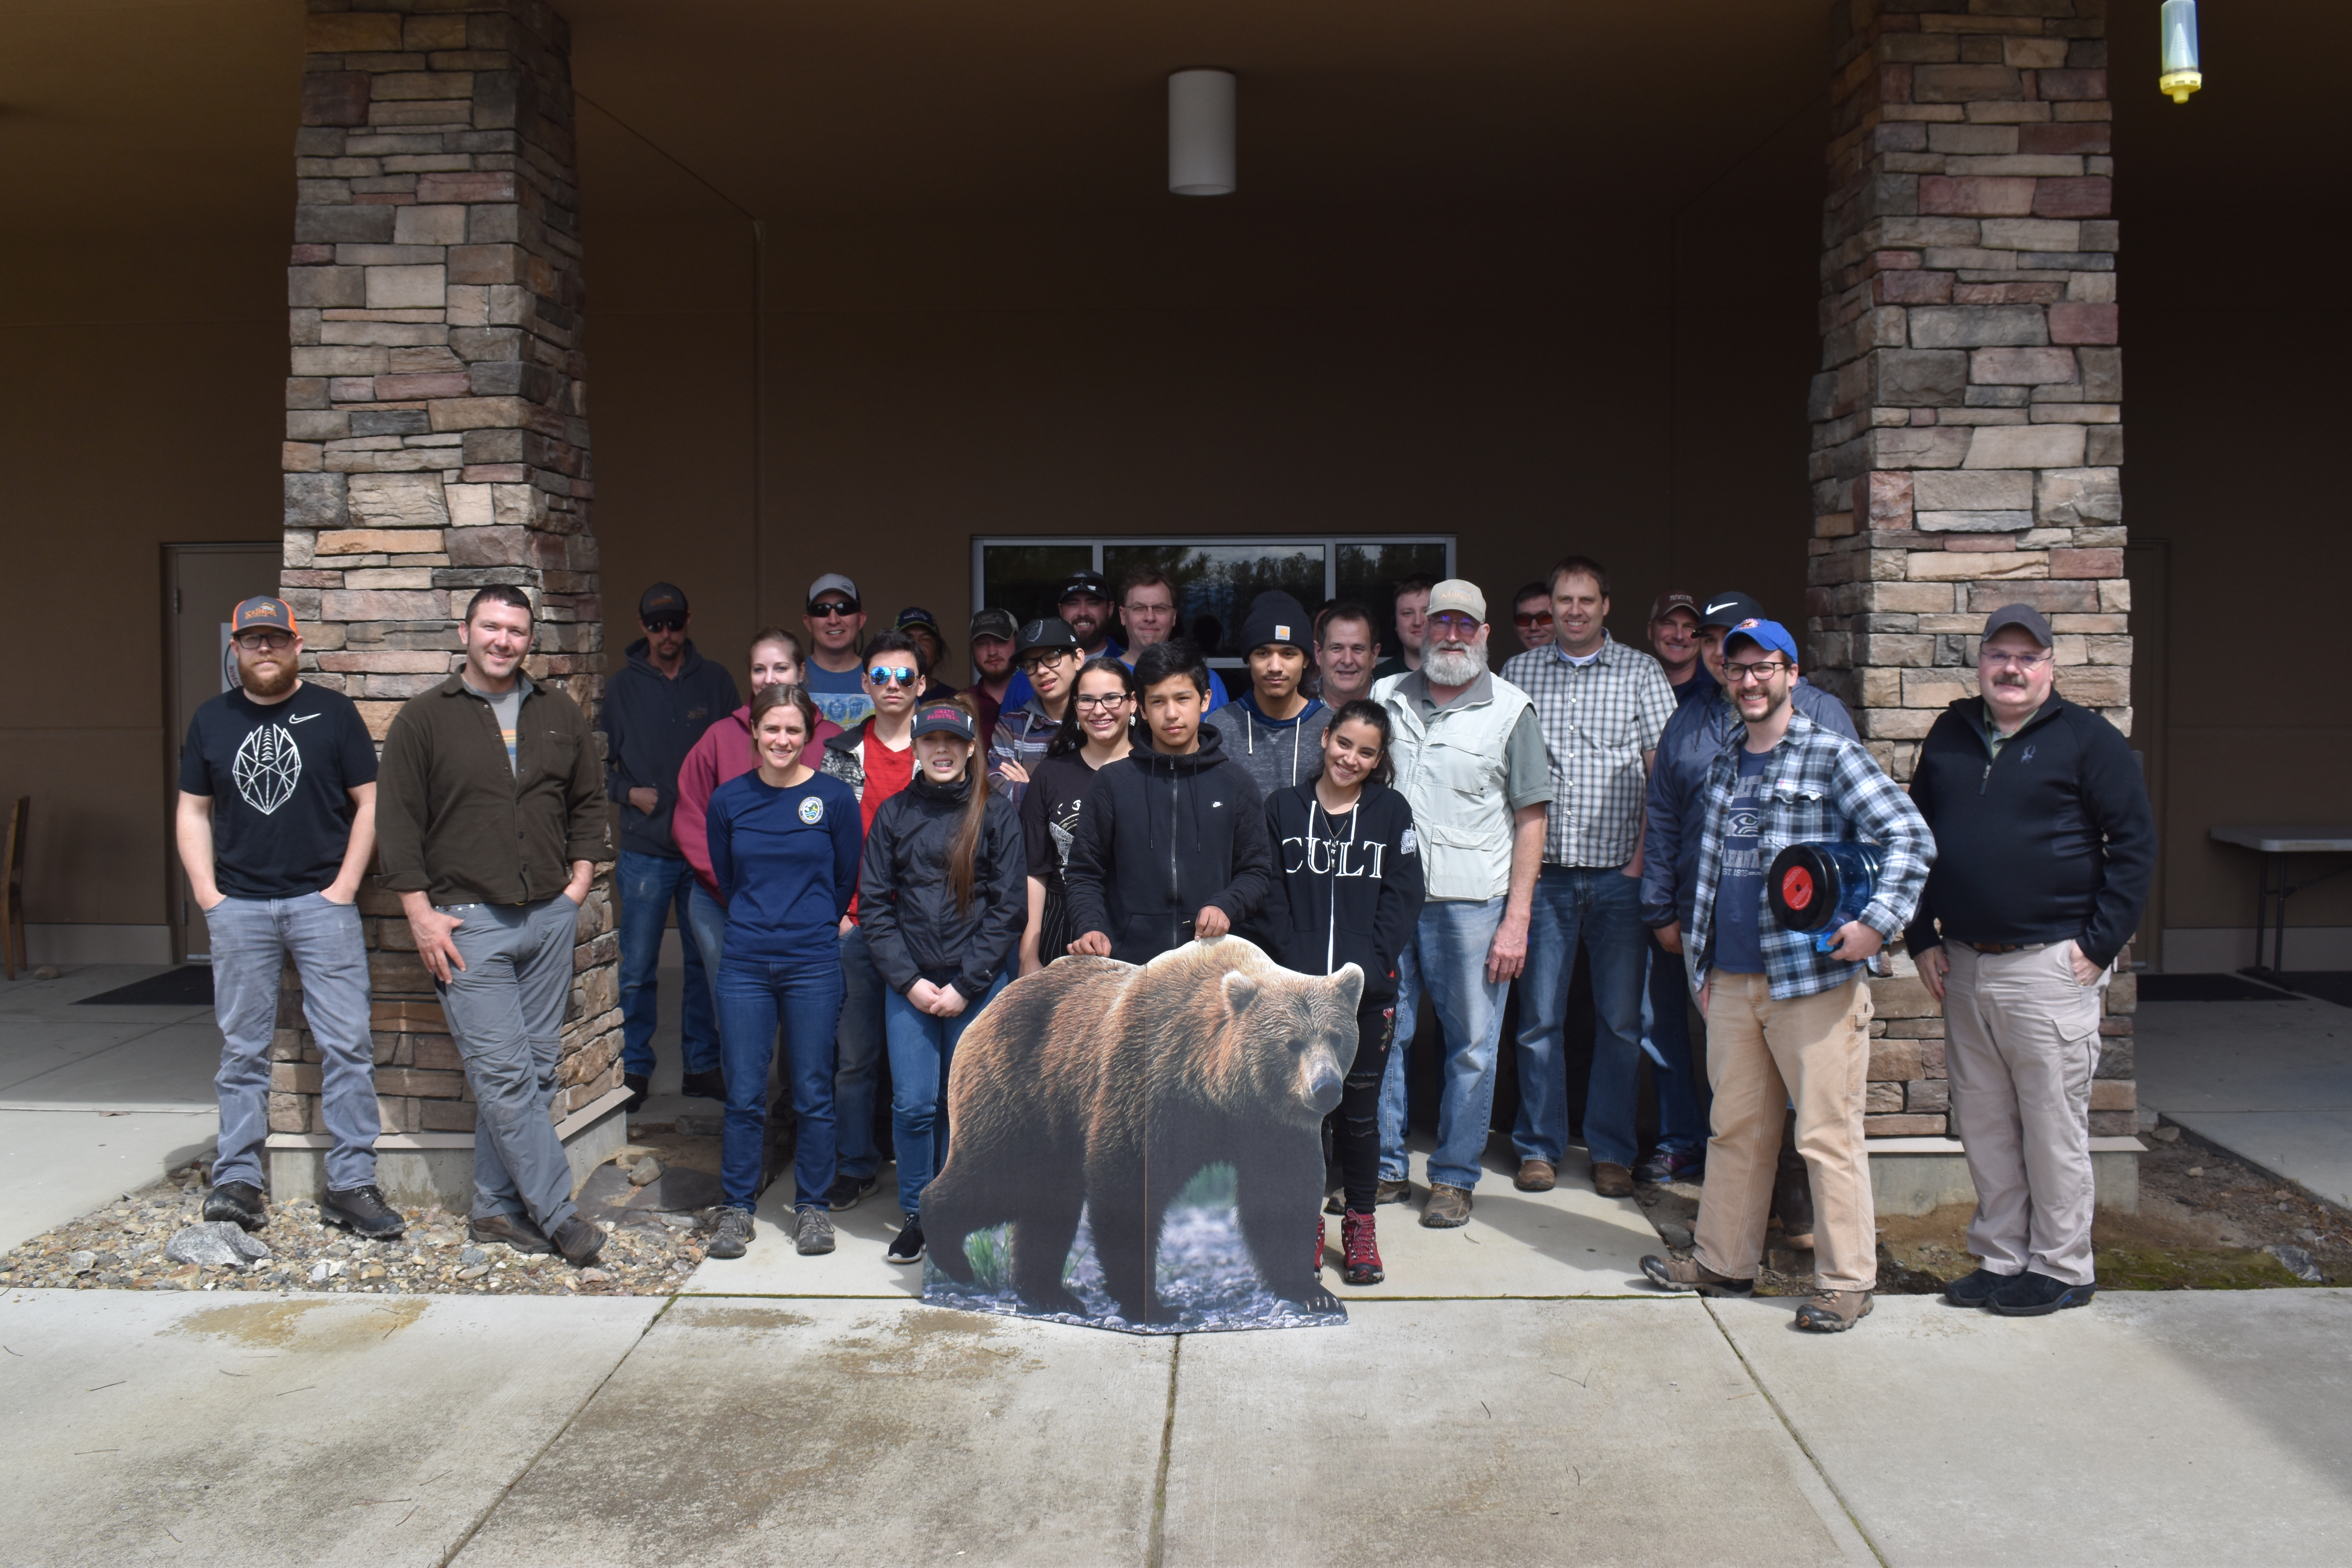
1017, 655, 1137, 975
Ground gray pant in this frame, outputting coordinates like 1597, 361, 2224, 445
209, 893, 379, 1192
436, 896, 581, 1231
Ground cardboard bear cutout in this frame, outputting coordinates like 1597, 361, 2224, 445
923, 936, 1360, 1333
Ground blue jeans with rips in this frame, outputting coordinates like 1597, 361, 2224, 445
1514, 865, 1650, 1170
832, 925, 890, 1182
1377, 895, 1510, 1192
617, 849, 719, 1080
882, 971, 1009, 1218
714, 952, 844, 1210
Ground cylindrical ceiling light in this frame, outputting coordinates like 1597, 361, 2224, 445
1168, 68, 1235, 196
2159, 0, 2202, 103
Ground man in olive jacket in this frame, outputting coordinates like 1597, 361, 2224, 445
376, 587, 611, 1267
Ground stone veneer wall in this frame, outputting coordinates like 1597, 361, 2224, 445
1810, 0, 2137, 1139
270, 0, 620, 1143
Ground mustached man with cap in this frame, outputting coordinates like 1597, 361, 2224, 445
1648, 591, 1713, 709
1208, 590, 1332, 798
1000, 568, 1125, 714
1906, 605, 2155, 1318
962, 608, 1020, 749
1640, 617, 1932, 1332
802, 573, 874, 731
177, 596, 401, 1239
600, 583, 739, 1112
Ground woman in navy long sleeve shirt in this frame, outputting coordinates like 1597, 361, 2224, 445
702, 684, 862, 1259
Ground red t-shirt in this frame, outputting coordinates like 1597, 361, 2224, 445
848, 728, 914, 922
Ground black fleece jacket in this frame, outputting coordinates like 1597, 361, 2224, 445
1902, 691, 2156, 970
599, 638, 739, 857
1062, 725, 1275, 965
1258, 780, 1426, 1005
858, 771, 1027, 1001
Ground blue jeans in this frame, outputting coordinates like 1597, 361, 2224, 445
714, 952, 844, 1210
685, 882, 728, 1012
207, 893, 379, 1192
1643, 930, 1710, 1158
833, 926, 890, 1181
882, 972, 1009, 1218
617, 850, 718, 1080
1378, 895, 1509, 1191
1515, 865, 1650, 1169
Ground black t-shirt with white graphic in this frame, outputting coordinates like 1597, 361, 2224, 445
179, 683, 379, 899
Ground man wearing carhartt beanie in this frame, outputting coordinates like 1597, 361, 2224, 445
1208, 590, 1333, 800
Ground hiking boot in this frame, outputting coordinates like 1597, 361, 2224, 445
1633, 1148, 1704, 1186
622, 1073, 651, 1113
679, 1068, 726, 1101
1324, 1185, 1345, 1217
1590, 1161, 1635, 1198
1988, 1270, 2096, 1317
1944, 1267, 2008, 1308
319, 1184, 406, 1238
1795, 1289, 1873, 1332
550, 1215, 607, 1267
706, 1205, 755, 1259
1515, 1158, 1556, 1192
826, 1172, 877, 1211
1375, 1178, 1415, 1206
1341, 1210, 1385, 1286
888, 1216, 927, 1265
1640, 1254, 1754, 1297
468, 1212, 553, 1255
203, 1180, 268, 1232
795, 1206, 837, 1255
1421, 1183, 1473, 1229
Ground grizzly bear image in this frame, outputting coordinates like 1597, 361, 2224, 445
922, 937, 1364, 1328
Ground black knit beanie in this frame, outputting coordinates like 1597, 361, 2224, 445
1237, 591, 1311, 657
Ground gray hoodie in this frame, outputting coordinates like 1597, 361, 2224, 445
1206, 690, 1331, 801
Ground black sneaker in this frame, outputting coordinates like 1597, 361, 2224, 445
1988, 1270, 2096, 1317
887, 1216, 926, 1264
319, 1184, 406, 1238
679, 1068, 726, 1101
1944, 1267, 2008, 1308
826, 1172, 877, 1211
622, 1073, 651, 1112
1633, 1148, 1704, 1185
707, 1206, 755, 1259
550, 1215, 607, 1267
203, 1180, 268, 1232
469, 1212, 554, 1255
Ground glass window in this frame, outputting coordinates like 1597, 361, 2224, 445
1103, 543, 1326, 659
978, 543, 1093, 629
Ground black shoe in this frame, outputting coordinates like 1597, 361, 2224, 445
707, 1206, 755, 1259
887, 1216, 926, 1264
826, 1172, 877, 1211
622, 1073, 651, 1112
1988, 1270, 2096, 1317
469, 1212, 554, 1255
679, 1068, 726, 1101
319, 1184, 406, 1238
1633, 1148, 1705, 1185
795, 1206, 837, 1255
550, 1215, 607, 1267
1944, 1267, 2009, 1308
1323, 1185, 1345, 1217
203, 1180, 268, 1232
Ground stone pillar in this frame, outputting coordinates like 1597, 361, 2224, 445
1809, 0, 2136, 1140
269, 0, 624, 1197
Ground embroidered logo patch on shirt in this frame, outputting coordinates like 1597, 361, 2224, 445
799, 796, 826, 825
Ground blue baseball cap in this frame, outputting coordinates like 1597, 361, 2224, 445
1722, 617, 1799, 664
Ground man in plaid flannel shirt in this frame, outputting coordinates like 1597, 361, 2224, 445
1640, 617, 1933, 1333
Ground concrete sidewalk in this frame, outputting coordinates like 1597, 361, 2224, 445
2138, 996, 2352, 1206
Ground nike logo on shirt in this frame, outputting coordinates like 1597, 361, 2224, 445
287, 712, 320, 724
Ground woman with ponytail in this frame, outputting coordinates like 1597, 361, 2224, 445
858, 696, 1026, 1265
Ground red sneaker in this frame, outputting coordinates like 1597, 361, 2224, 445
1341, 1209, 1385, 1286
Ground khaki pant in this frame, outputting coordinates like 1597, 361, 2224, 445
1695, 973, 1877, 1293
1943, 942, 2102, 1288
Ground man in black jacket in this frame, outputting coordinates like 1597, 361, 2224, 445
599, 583, 740, 1110
1905, 603, 2156, 1319
1065, 641, 1275, 964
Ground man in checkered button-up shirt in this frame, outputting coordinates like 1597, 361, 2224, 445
1496, 556, 1677, 1200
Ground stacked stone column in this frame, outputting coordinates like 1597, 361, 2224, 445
270, 0, 621, 1146
1810, 0, 2136, 1138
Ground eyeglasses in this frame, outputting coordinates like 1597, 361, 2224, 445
1978, 649, 2053, 670
1020, 652, 1074, 675
1072, 693, 1130, 711
234, 632, 294, 652
1722, 661, 1791, 685
1428, 614, 1481, 636
867, 666, 920, 687
809, 601, 858, 619
643, 616, 684, 633
1513, 611, 1553, 629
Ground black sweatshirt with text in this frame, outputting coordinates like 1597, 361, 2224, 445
1257, 779, 1426, 1005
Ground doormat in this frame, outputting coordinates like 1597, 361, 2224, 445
2136, 973, 2300, 1002
76, 967, 214, 1007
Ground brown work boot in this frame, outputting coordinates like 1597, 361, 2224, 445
1374, 1178, 1416, 1206
1591, 1161, 1635, 1198
1421, 1183, 1474, 1228
1639, 1254, 1754, 1297
1515, 1158, 1556, 1192
1795, 1289, 1873, 1332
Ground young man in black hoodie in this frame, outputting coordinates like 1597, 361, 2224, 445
1065, 641, 1276, 964
1905, 603, 2155, 1318
599, 583, 740, 1109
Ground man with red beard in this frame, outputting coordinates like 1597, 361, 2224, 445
176, 596, 400, 1238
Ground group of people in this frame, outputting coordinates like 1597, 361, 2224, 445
178, 546, 2153, 1333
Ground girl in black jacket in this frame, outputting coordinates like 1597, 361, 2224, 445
1261, 700, 1426, 1286
860, 698, 1026, 1266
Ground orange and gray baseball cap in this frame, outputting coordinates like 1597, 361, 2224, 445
231, 596, 299, 637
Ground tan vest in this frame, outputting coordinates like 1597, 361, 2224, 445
1376, 670, 1534, 902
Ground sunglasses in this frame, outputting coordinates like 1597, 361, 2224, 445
809, 601, 859, 619
643, 616, 684, 633
1513, 611, 1553, 629
867, 665, 920, 687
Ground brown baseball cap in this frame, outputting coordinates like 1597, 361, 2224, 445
1650, 591, 1699, 622
230, 596, 298, 637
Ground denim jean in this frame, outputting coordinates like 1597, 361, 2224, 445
714, 951, 845, 1210
436, 896, 582, 1231
1377, 895, 1510, 1191
1513, 865, 1649, 1170
207, 893, 379, 1192
1643, 930, 1710, 1158
882, 972, 1009, 1218
617, 849, 718, 1080
684, 882, 728, 1013
833, 925, 890, 1181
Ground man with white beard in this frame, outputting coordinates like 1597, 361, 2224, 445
1372, 581, 1552, 1227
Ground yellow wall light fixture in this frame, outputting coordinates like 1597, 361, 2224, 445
2160, 0, 2203, 103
